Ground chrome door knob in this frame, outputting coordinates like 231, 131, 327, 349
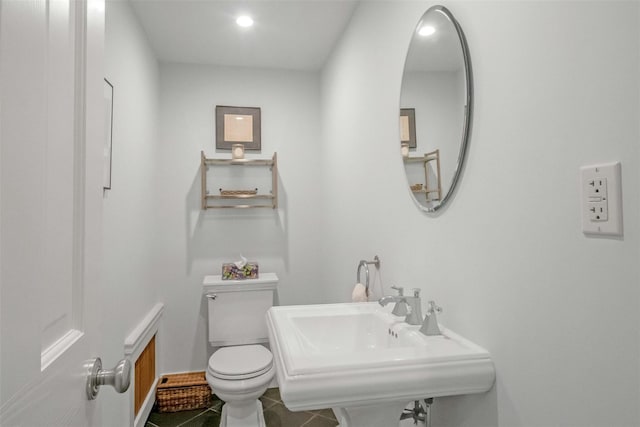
86, 357, 131, 400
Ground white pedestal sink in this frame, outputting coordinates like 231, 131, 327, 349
266, 302, 495, 427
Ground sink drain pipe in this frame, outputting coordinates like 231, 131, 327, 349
400, 398, 433, 426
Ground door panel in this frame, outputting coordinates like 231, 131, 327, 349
41, 0, 78, 355
1, 0, 107, 425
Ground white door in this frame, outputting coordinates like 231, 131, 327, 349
0, 0, 112, 425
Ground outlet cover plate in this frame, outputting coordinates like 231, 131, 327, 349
580, 162, 622, 236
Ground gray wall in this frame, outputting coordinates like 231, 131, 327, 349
104, 1, 640, 425
154, 63, 323, 373
321, 1, 639, 426
104, 1, 160, 424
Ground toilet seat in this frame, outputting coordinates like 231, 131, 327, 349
209, 345, 273, 380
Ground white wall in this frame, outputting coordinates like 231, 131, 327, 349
321, 1, 639, 426
103, 1, 640, 425
103, 1, 160, 424
155, 63, 322, 373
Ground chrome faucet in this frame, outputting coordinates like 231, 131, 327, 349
378, 285, 408, 316
381, 286, 407, 316
419, 300, 443, 336
379, 288, 423, 326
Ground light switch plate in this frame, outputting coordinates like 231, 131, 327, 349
580, 162, 622, 236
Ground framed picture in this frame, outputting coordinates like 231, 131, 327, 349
103, 78, 114, 189
400, 108, 416, 149
216, 106, 261, 150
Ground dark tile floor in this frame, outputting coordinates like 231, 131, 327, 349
145, 388, 338, 427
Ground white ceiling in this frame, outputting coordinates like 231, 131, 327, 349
404, 9, 465, 72
129, 0, 360, 70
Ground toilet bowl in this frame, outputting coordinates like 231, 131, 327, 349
203, 273, 279, 427
206, 345, 275, 427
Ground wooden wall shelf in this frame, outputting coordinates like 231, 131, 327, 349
404, 149, 442, 202
200, 151, 278, 210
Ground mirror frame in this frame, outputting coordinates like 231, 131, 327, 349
402, 5, 473, 214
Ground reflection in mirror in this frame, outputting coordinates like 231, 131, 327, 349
400, 5, 472, 213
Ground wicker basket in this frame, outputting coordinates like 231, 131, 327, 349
156, 371, 212, 413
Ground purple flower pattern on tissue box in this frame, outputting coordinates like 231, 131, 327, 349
221, 263, 259, 280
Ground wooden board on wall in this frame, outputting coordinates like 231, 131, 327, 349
134, 335, 156, 416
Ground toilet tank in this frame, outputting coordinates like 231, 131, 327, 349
203, 272, 278, 347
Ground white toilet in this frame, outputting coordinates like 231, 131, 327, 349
203, 273, 278, 427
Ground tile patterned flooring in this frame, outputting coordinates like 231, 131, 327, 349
145, 388, 338, 427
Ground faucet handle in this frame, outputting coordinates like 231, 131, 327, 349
391, 285, 404, 296
427, 300, 442, 314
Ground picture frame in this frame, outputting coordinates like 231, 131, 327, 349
215, 105, 261, 150
400, 108, 416, 149
103, 78, 114, 189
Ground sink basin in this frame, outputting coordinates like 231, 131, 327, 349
266, 302, 495, 427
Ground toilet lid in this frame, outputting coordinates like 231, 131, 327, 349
209, 345, 273, 380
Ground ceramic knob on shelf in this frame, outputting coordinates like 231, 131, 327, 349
232, 144, 245, 160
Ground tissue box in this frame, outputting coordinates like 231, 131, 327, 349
221, 263, 259, 280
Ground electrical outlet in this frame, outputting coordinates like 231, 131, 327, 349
587, 200, 608, 221
585, 177, 607, 199
580, 162, 622, 236
584, 176, 608, 221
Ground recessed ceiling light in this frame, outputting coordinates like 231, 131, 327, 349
418, 25, 436, 37
236, 15, 254, 28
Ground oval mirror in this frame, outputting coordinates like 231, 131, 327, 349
399, 5, 472, 213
